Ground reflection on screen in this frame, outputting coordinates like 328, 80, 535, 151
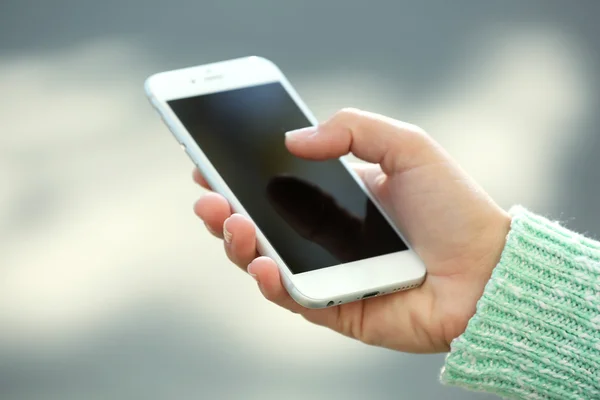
168, 82, 407, 274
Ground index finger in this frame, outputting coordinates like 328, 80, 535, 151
284, 108, 442, 176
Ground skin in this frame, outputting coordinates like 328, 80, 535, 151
192, 108, 511, 353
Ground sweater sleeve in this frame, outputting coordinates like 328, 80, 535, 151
440, 206, 600, 399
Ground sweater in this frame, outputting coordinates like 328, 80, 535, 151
441, 206, 600, 399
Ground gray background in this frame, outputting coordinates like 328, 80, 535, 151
1, 1, 599, 399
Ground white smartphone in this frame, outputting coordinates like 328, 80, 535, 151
145, 56, 426, 308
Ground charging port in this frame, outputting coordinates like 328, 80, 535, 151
362, 291, 380, 299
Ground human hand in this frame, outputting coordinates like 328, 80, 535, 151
193, 108, 511, 353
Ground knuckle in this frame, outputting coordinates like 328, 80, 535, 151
335, 107, 365, 121
322, 108, 367, 132
357, 330, 380, 347
406, 123, 428, 140
392, 122, 430, 151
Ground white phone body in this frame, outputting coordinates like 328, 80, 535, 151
145, 56, 426, 308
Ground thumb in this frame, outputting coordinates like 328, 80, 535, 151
285, 108, 445, 175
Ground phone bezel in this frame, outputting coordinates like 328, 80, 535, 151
145, 56, 426, 308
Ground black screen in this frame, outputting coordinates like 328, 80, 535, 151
168, 82, 408, 274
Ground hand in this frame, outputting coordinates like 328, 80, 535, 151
193, 108, 511, 353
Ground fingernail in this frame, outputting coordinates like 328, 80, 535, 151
247, 263, 258, 280
223, 219, 233, 244
285, 126, 317, 139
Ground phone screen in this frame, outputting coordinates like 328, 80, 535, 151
168, 82, 408, 274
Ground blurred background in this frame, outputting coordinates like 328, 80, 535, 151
1, 1, 599, 399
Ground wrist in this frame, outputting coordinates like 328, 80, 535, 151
445, 208, 512, 347
441, 206, 600, 398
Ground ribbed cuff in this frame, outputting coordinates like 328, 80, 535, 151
441, 206, 600, 399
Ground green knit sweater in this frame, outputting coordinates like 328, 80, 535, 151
441, 206, 600, 399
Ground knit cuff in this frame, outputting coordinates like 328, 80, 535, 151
441, 206, 600, 399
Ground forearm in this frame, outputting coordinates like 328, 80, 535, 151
441, 206, 600, 399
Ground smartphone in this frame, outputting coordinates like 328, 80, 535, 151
145, 56, 426, 308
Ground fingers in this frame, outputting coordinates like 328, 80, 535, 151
285, 108, 444, 176
192, 192, 338, 323
247, 257, 308, 314
192, 168, 211, 190
194, 192, 231, 238
223, 214, 259, 269
247, 257, 339, 329
193, 193, 259, 269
